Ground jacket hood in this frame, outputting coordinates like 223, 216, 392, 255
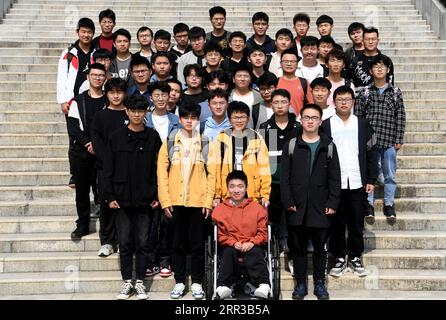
206, 117, 230, 129
222, 197, 253, 209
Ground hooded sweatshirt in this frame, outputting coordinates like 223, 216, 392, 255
202, 116, 231, 141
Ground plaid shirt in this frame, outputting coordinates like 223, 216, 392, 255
354, 84, 406, 148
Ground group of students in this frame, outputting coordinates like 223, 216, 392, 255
56, 6, 406, 300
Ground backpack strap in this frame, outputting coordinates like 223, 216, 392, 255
298, 77, 308, 105
166, 132, 176, 172
201, 135, 210, 176
66, 45, 75, 74
252, 104, 260, 130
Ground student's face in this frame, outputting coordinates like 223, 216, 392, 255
77, 27, 94, 45
281, 53, 298, 74
154, 39, 171, 52
137, 31, 153, 47
363, 32, 379, 52
95, 57, 111, 72
228, 179, 247, 202
179, 114, 199, 132
186, 70, 203, 89
168, 83, 181, 105
317, 23, 333, 36
253, 20, 268, 36
318, 42, 333, 59
370, 62, 389, 80
311, 86, 330, 105
207, 79, 228, 91
211, 13, 226, 30
294, 21, 309, 37
174, 31, 189, 47
229, 37, 246, 53
334, 92, 354, 116
114, 35, 130, 54
106, 88, 125, 107
131, 64, 151, 84
209, 96, 228, 118
259, 85, 276, 102
151, 89, 169, 111
229, 111, 249, 131
87, 69, 106, 89
126, 108, 147, 126
205, 51, 222, 67
271, 95, 290, 116
153, 57, 171, 78
349, 29, 363, 45
190, 37, 206, 53
248, 51, 266, 68
100, 17, 115, 34
327, 56, 345, 74
233, 71, 251, 90
301, 45, 318, 61
275, 35, 292, 52
300, 108, 322, 134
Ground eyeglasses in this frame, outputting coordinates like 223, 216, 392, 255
133, 69, 149, 74
138, 34, 152, 38
230, 115, 248, 121
281, 60, 298, 65
152, 94, 168, 100
335, 98, 353, 104
186, 74, 201, 79
372, 64, 387, 70
301, 116, 320, 122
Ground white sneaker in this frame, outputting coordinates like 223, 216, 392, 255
134, 280, 148, 300
254, 283, 270, 299
215, 286, 232, 299
116, 280, 133, 300
288, 259, 294, 275
170, 283, 185, 299
191, 283, 204, 299
97, 244, 114, 257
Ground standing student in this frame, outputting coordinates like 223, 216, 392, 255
92, 9, 116, 55
325, 49, 355, 107
157, 104, 216, 300
316, 15, 334, 37
177, 27, 207, 85
166, 78, 183, 114
280, 103, 341, 300
109, 29, 133, 83
136, 26, 154, 62
151, 52, 173, 82
203, 41, 224, 75
181, 64, 208, 108
78, 48, 114, 95
202, 89, 231, 141
103, 95, 162, 300
345, 22, 365, 66
248, 44, 267, 90
292, 13, 310, 58
170, 23, 191, 58
127, 55, 153, 105
220, 31, 249, 78
310, 77, 336, 120
206, 6, 232, 57
297, 36, 324, 83
318, 36, 335, 77
322, 85, 378, 278
67, 63, 107, 240
267, 28, 294, 78
247, 12, 275, 54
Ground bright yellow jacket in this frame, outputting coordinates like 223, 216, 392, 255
157, 130, 216, 210
213, 128, 271, 202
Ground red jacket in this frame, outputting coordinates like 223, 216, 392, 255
212, 198, 268, 247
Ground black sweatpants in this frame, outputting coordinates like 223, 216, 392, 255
288, 225, 329, 282
268, 184, 288, 246
116, 206, 154, 281
217, 246, 270, 287
159, 212, 172, 267
147, 207, 161, 267
170, 206, 206, 284
329, 188, 365, 259
97, 168, 117, 246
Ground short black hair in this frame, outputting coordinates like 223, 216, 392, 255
184, 63, 205, 80
363, 26, 379, 38
227, 101, 250, 118
105, 77, 128, 94
130, 55, 152, 71
88, 63, 106, 74
310, 77, 332, 90
300, 103, 323, 118
113, 28, 131, 42
316, 14, 334, 26
293, 12, 310, 26
209, 6, 226, 18
368, 53, 392, 69
151, 51, 172, 64
137, 26, 153, 38
252, 12, 269, 24
226, 170, 248, 187
99, 8, 116, 24
77, 17, 95, 33
319, 35, 335, 47
173, 23, 189, 35
205, 70, 231, 86
257, 71, 278, 87
166, 78, 183, 92
125, 94, 149, 110
271, 89, 290, 101
281, 48, 299, 60
248, 44, 266, 56
149, 81, 171, 95
154, 29, 171, 42
333, 85, 355, 101
348, 22, 365, 35
300, 36, 319, 48
325, 49, 346, 65
93, 48, 113, 61
188, 26, 206, 40
232, 64, 251, 77
208, 88, 229, 102
204, 41, 223, 55
275, 28, 293, 40
179, 104, 201, 118
229, 31, 247, 43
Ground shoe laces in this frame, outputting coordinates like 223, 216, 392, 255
120, 281, 133, 294
334, 258, 345, 268
135, 281, 146, 294
350, 257, 363, 268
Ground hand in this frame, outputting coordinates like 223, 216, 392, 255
61, 103, 70, 114
241, 242, 254, 252
150, 200, 159, 209
109, 200, 120, 209
234, 242, 243, 251
365, 184, 375, 194
202, 207, 211, 219
85, 142, 95, 155
287, 206, 297, 212
164, 207, 173, 219
212, 199, 221, 208
325, 208, 336, 215
395, 144, 402, 150
261, 198, 270, 208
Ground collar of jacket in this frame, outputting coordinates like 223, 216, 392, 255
126, 126, 149, 141
296, 130, 332, 148
266, 112, 298, 130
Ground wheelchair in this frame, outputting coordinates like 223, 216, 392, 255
203, 223, 281, 300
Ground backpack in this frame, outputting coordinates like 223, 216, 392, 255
288, 137, 333, 162
299, 77, 308, 106
66, 45, 76, 74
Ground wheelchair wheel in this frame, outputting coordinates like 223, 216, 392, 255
203, 235, 214, 300
270, 235, 281, 300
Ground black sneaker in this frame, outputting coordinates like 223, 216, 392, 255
384, 205, 397, 224
313, 280, 329, 300
68, 176, 75, 189
365, 203, 375, 224
329, 258, 347, 277
291, 280, 307, 300
348, 257, 367, 277
70, 227, 89, 240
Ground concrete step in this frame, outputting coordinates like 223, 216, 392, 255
366, 214, 446, 231
0, 101, 62, 112
398, 145, 446, 156
0, 158, 68, 172
397, 81, 446, 90
391, 56, 446, 64
0, 64, 57, 72
0, 186, 73, 201
406, 109, 446, 120
0, 122, 66, 134
373, 198, 446, 213
405, 120, 446, 131
397, 169, 446, 183
364, 231, 446, 249
0, 111, 62, 122
403, 132, 446, 143
0, 200, 78, 217
0, 134, 67, 146
0, 172, 69, 187
0, 146, 67, 158
397, 156, 446, 169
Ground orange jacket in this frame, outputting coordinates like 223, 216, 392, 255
212, 198, 268, 247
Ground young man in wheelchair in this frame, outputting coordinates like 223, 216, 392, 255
211, 170, 271, 299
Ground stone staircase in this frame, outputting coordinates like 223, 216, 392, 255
0, 0, 446, 300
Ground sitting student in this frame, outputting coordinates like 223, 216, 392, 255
135, 26, 154, 61
109, 29, 133, 83
181, 64, 208, 108
177, 27, 207, 85
297, 36, 324, 83
92, 9, 116, 55
268, 28, 294, 78
127, 55, 153, 105
345, 22, 365, 67
166, 78, 183, 114
103, 95, 162, 300
316, 14, 334, 37
157, 104, 216, 300
292, 13, 310, 58
206, 6, 232, 57
214, 101, 271, 207
318, 36, 335, 77
248, 44, 268, 90
170, 23, 191, 58
204, 41, 224, 76
325, 49, 355, 107
310, 77, 336, 120
150, 52, 173, 82
202, 88, 231, 141
247, 12, 275, 54
212, 170, 271, 299
220, 31, 249, 78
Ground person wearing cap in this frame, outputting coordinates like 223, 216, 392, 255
310, 77, 336, 120
316, 14, 334, 37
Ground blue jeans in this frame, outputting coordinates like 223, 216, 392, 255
368, 146, 397, 206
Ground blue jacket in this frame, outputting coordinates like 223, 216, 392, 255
144, 112, 180, 139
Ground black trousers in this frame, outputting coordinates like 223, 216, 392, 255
329, 188, 365, 259
288, 225, 329, 282
268, 184, 288, 245
217, 246, 270, 287
97, 169, 117, 246
170, 206, 206, 284
147, 207, 161, 267
159, 212, 172, 267
71, 154, 96, 231
116, 206, 154, 281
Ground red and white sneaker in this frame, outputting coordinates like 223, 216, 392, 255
160, 265, 172, 278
